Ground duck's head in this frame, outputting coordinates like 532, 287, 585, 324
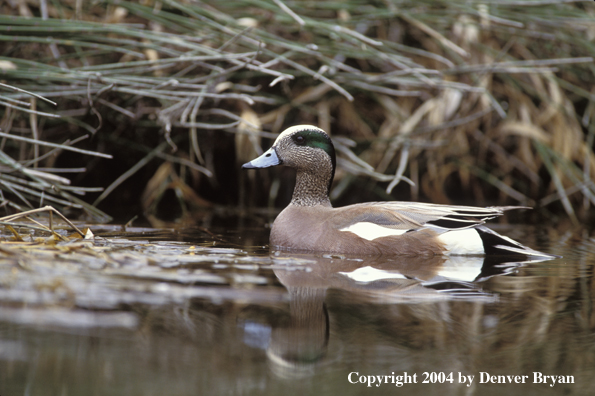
242, 125, 336, 194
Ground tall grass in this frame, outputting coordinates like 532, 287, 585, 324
0, 0, 594, 223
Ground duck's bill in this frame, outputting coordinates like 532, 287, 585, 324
242, 147, 282, 169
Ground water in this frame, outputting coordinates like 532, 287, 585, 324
0, 224, 594, 396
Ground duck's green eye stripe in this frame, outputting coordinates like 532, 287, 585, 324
291, 129, 336, 193
292, 130, 334, 159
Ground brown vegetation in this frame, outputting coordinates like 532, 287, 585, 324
0, 0, 594, 225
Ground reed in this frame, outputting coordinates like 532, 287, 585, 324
0, 0, 593, 222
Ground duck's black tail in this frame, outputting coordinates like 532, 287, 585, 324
476, 225, 559, 258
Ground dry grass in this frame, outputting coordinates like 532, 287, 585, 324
0, 0, 594, 223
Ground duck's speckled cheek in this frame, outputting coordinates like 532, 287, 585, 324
242, 147, 282, 169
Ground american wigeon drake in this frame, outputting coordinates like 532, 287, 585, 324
242, 125, 553, 258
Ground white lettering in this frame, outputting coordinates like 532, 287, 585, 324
566, 375, 575, 384
532, 373, 575, 387
458, 372, 475, 387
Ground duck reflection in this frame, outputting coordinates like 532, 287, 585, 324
243, 252, 549, 378
265, 286, 329, 378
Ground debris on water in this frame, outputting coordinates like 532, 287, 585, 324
0, 207, 280, 329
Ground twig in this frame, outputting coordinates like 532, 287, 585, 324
0, 132, 113, 159
400, 12, 469, 58
386, 144, 411, 194
0, 206, 85, 237
0, 82, 57, 106
272, 0, 305, 26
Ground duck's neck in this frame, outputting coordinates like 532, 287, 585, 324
290, 170, 333, 207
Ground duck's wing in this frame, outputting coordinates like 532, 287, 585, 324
330, 201, 524, 232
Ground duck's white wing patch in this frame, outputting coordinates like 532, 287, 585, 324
437, 228, 484, 255
339, 222, 408, 241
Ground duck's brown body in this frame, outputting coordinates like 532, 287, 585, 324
271, 204, 445, 255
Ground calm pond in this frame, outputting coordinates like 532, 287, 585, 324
0, 222, 594, 396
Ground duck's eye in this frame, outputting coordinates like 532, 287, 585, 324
295, 135, 305, 145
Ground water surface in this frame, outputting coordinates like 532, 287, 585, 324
0, 224, 593, 396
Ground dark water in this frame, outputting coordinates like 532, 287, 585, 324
0, 224, 594, 396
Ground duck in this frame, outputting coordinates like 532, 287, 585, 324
242, 125, 554, 258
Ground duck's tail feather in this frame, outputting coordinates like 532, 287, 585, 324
476, 225, 559, 258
